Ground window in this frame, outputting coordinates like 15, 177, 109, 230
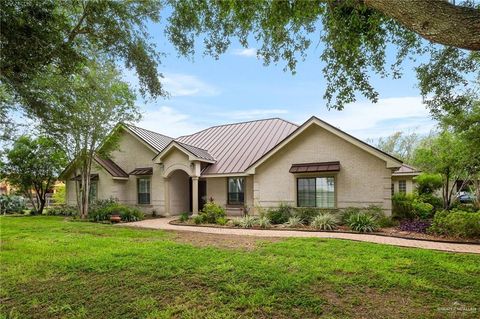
89, 181, 98, 203
391, 183, 394, 196
137, 178, 151, 204
228, 177, 245, 205
399, 180, 406, 194
297, 177, 335, 208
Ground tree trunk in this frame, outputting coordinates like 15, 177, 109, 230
363, 0, 480, 51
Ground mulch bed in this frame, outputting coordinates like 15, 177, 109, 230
170, 219, 480, 245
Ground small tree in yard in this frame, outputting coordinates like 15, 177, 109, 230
38, 60, 139, 219
413, 131, 477, 210
0, 136, 66, 214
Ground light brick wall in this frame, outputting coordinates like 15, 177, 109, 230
253, 125, 394, 215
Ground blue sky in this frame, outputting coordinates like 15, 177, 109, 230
131, 19, 437, 141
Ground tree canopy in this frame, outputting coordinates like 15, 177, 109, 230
0, 135, 66, 214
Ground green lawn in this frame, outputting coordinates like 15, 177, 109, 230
1, 217, 479, 319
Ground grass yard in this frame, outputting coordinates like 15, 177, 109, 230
1, 217, 479, 319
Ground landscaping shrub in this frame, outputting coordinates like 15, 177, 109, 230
199, 200, 226, 224
179, 212, 189, 222
341, 207, 361, 225
311, 213, 338, 230
347, 213, 378, 233
392, 193, 434, 220
286, 215, 303, 228
267, 203, 293, 224
193, 215, 204, 225
0, 195, 27, 214
216, 217, 228, 225
239, 215, 256, 228
45, 205, 78, 216
292, 207, 320, 224
377, 216, 397, 228
418, 193, 443, 210
257, 216, 271, 229
415, 173, 442, 195
88, 201, 144, 222
399, 219, 431, 233
365, 204, 384, 219
429, 210, 480, 238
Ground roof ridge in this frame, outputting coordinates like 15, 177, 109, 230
123, 122, 174, 140
176, 140, 210, 152
176, 117, 299, 140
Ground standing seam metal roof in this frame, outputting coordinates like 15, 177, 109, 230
175, 118, 299, 174
124, 123, 173, 153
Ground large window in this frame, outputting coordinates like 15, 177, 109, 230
228, 177, 245, 205
137, 178, 151, 204
399, 180, 406, 194
297, 177, 335, 208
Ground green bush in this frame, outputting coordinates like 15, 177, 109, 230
257, 216, 271, 229
199, 200, 226, 224
392, 193, 434, 220
45, 205, 78, 216
88, 201, 144, 222
216, 217, 228, 225
179, 212, 189, 222
267, 203, 293, 224
347, 213, 378, 232
0, 195, 27, 214
311, 213, 338, 230
193, 215, 204, 224
429, 210, 480, 238
377, 216, 397, 228
415, 173, 443, 195
286, 215, 303, 228
418, 193, 443, 210
292, 207, 320, 225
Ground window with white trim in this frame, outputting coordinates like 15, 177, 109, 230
137, 178, 151, 204
399, 180, 406, 194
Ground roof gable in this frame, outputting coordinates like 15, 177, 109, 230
121, 123, 173, 153
246, 117, 403, 173
154, 141, 216, 163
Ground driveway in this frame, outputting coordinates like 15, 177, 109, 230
123, 217, 480, 254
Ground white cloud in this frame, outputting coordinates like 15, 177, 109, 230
232, 48, 258, 57
139, 106, 205, 137
319, 96, 437, 140
213, 109, 288, 120
163, 73, 220, 97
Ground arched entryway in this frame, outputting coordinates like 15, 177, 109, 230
167, 169, 190, 215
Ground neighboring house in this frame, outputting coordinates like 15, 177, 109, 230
64, 116, 419, 216
391, 164, 421, 196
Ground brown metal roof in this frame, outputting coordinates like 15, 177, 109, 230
289, 161, 341, 173
177, 142, 215, 161
175, 118, 298, 174
94, 155, 129, 178
129, 167, 153, 175
124, 123, 173, 153
70, 174, 99, 181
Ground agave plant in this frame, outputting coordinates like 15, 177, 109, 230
311, 213, 338, 230
239, 215, 257, 228
286, 215, 303, 228
347, 212, 378, 233
257, 215, 271, 229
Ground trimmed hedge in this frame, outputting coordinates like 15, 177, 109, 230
429, 210, 480, 238
88, 201, 144, 222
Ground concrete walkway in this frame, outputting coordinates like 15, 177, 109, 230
124, 217, 480, 254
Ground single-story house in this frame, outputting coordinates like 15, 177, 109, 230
65, 116, 420, 216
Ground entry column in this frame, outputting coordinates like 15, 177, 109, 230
191, 176, 199, 215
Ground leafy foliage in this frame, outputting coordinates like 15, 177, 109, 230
347, 213, 378, 233
45, 205, 78, 217
179, 212, 189, 223
199, 200, 226, 224
392, 193, 434, 220
267, 203, 293, 224
88, 200, 144, 222
51, 184, 66, 205
0, 195, 27, 214
415, 173, 443, 195
286, 216, 303, 228
429, 210, 480, 238
292, 207, 323, 225
367, 131, 421, 163
238, 215, 257, 229
257, 216, 271, 229
399, 220, 432, 234
1, 0, 165, 116
311, 213, 338, 230
0, 136, 66, 215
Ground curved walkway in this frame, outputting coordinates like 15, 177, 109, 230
123, 217, 480, 254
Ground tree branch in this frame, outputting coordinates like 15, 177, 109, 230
364, 0, 480, 51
